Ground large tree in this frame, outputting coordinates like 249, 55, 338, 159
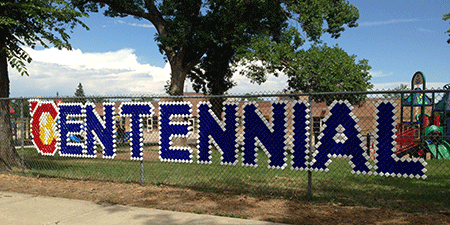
0, 0, 87, 172
71, 0, 360, 97
237, 28, 373, 105
287, 45, 372, 105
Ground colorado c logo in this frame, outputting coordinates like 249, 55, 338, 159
30, 100, 59, 156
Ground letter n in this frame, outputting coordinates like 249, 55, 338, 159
85, 103, 116, 159
242, 101, 288, 169
197, 101, 239, 165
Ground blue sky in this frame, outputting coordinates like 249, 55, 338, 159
9, 0, 450, 97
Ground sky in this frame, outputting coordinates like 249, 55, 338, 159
8, 0, 450, 98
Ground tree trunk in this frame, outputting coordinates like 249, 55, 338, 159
207, 46, 235, 118
169, 59, 187, 96
0, 39, 23, 173
167, 57, 189, 146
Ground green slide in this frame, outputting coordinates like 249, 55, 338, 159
427, 141, 450, 159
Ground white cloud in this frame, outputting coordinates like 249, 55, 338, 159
370, 70, 393, 78
417, 28, 434, 33
371, 82, 406, 90
9, 47, 288, 98
228, 61, 288, 94
116, 19, 154, 28
359, 18, 420, 27
128, 22, 154, 28
229, 71, 288, 94
10, 47, 171, 97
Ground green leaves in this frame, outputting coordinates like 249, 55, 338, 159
281, 0, 359, 42
0, 0, 88, 76
444, 13, 450, 44
234, 1, 370, 105
71, 0, 363, 98
238, 35, 373, 105
286, 44, 373, 104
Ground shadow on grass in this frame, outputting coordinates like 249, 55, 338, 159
24, 156, 142, 184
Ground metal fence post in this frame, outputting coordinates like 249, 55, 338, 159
20, 98, 25, 175
140, 160, 144, 185
307, 94, 313, 201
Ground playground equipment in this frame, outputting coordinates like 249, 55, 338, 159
395, 71, 450, 159
9, 104, 15, 114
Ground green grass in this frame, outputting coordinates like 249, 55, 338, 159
17, 147, 450, 213
309, 159, 450, 211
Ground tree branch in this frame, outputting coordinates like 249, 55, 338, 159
141, 0, 176, 61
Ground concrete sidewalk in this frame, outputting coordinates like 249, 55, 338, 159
0, 192, 281, 225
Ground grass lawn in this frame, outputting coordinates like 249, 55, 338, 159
18, 146, 450, 213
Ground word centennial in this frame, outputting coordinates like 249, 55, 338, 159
29, 99, 427, 179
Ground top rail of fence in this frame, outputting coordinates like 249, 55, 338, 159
2, 88, 450, 101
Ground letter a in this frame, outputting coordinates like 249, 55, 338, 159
311, 100, 372, 174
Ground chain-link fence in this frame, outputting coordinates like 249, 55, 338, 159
4, 89, 450, 213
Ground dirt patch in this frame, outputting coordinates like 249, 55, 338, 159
0, 173, 449, 224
